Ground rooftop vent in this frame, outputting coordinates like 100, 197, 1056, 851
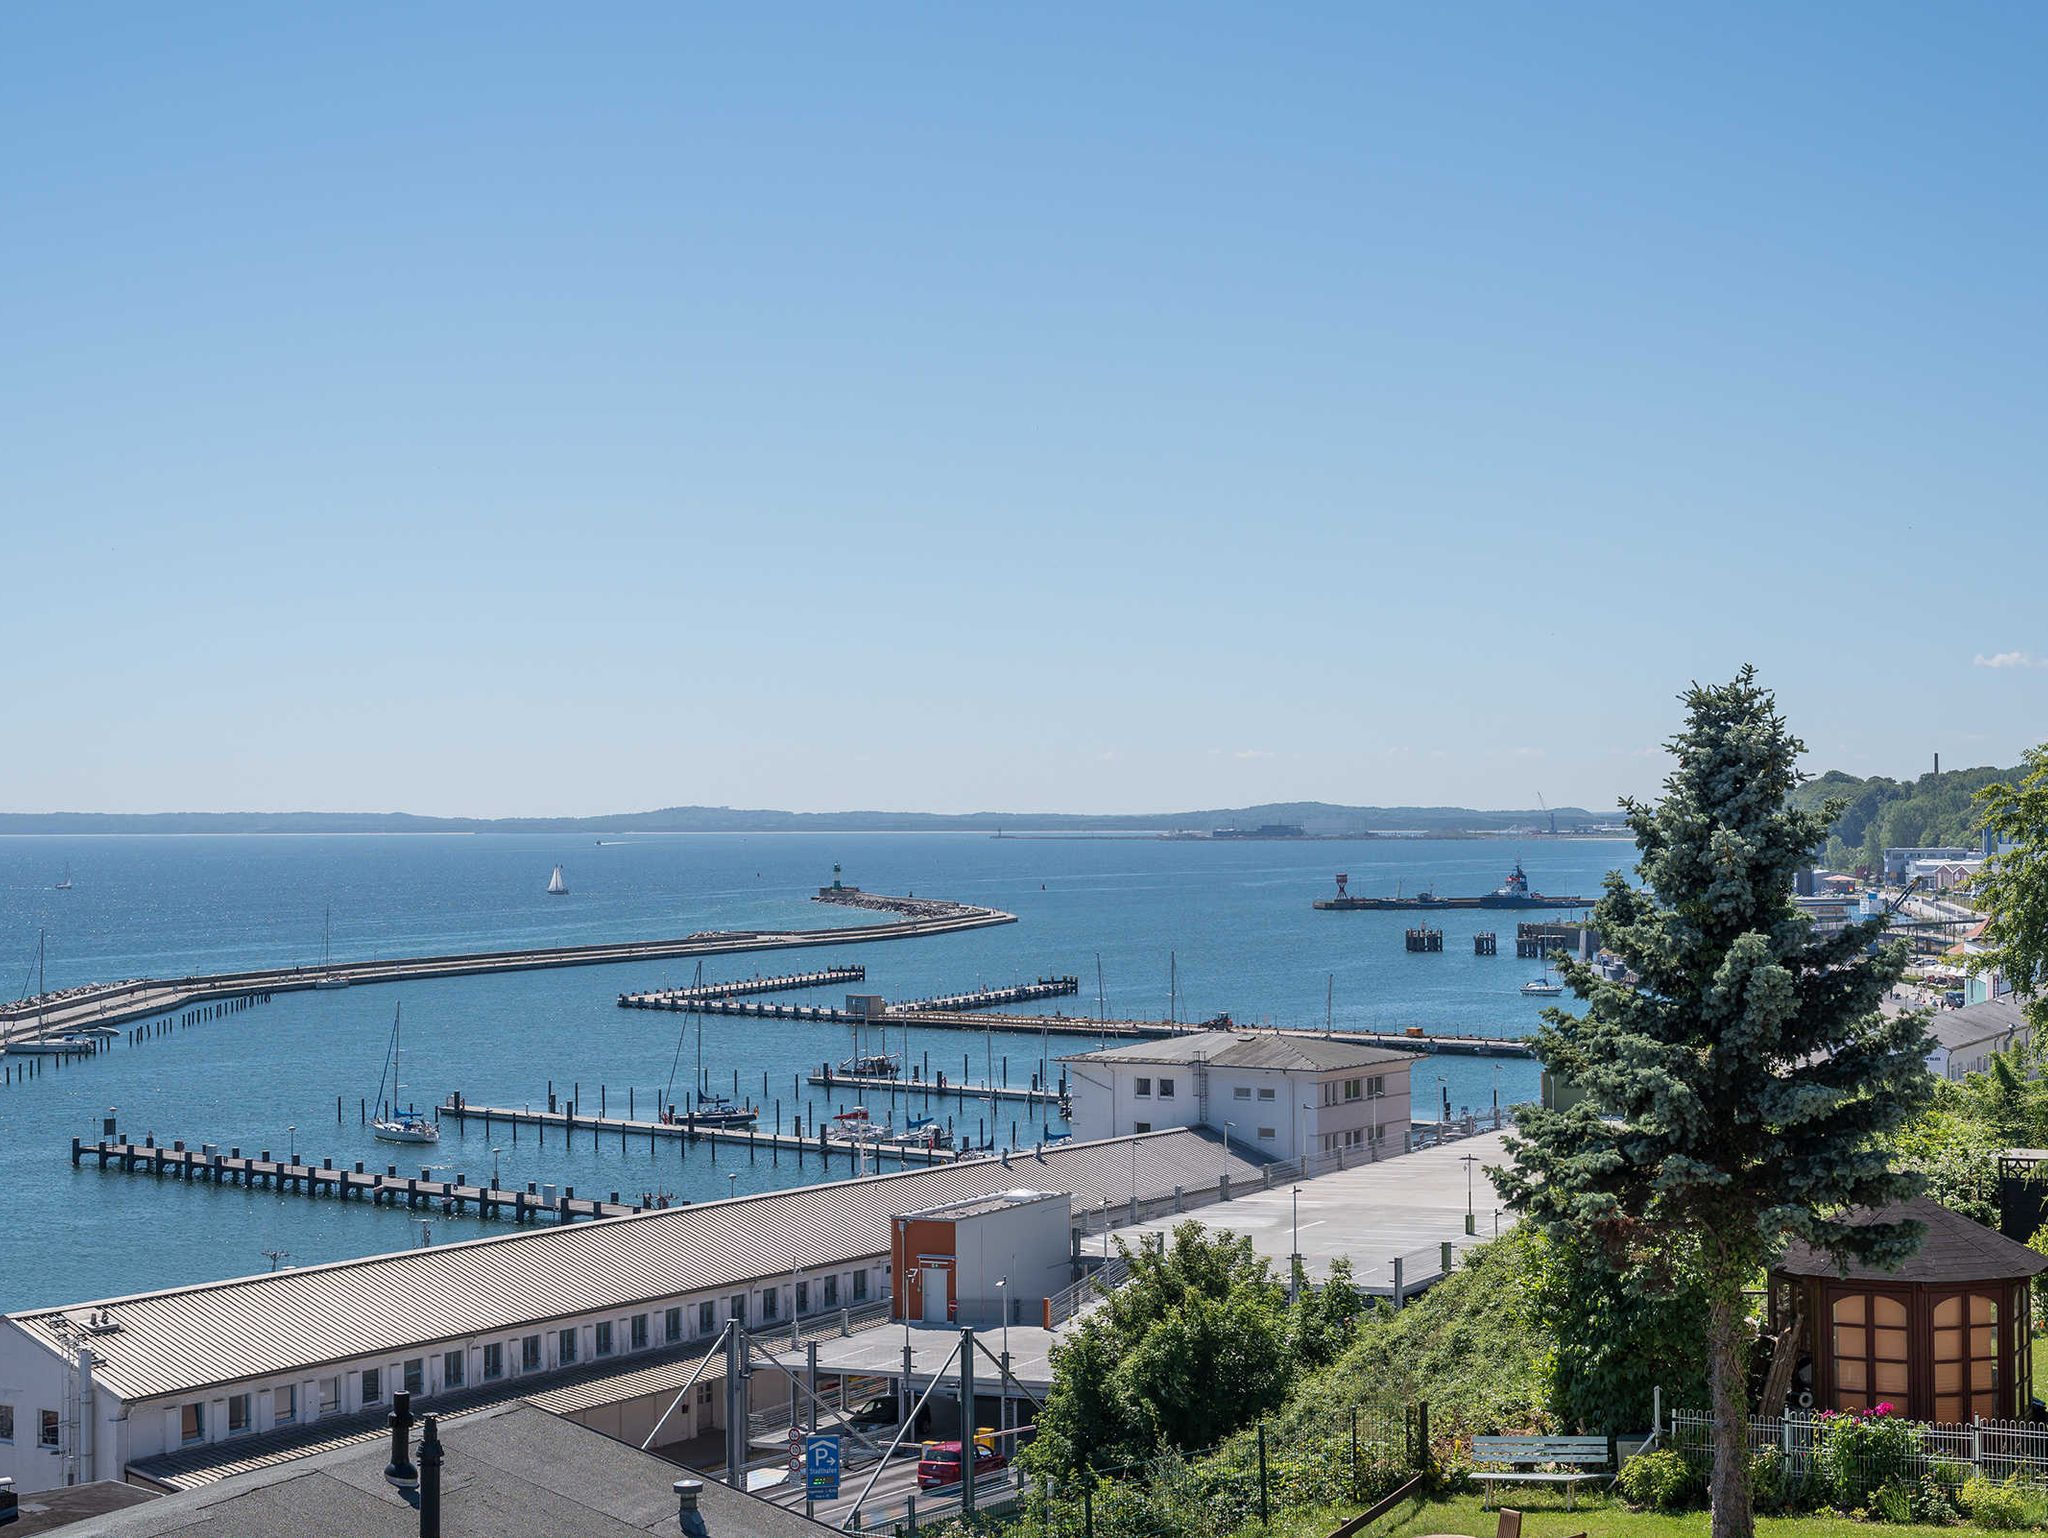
674, 1478, 709, 1538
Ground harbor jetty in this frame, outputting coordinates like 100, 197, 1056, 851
618, 975, 1080, 1018
435, 1094, 973, 1167
0, 896, 1014, 1048
72, 1135, 645, 1222
806, 1067, 1066, 1107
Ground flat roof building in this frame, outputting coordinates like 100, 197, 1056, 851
1061, 1032, 1418, 1164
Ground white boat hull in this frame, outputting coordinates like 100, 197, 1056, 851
373, 1122, 440, 1145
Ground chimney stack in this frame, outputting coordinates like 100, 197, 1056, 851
384, 1392, 418, 1488
674, 1478, 709, 1538
417, 1415, 444, 1538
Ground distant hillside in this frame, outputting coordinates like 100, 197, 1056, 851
1790, 764, 2016, 873
0, 800, 1611, 837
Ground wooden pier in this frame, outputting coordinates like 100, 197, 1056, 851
1, 896, 1013, 1048
617, 975, 1083, 1021
1336, 1029, 1533, 1058
807, 1068, 1066, 1107
625, 996, 1164, 1039
72, 1136, 644, 1222
435, 1094, 975, 1167
618, 966, 867, 1008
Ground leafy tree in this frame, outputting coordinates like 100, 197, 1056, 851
1969, 746, 2048, 1029
1533, 1229, 1711, 1435
1496, 668, 1932, 1538
1285, 1256, 1363, 1369
1118, 1288, 1291, 1450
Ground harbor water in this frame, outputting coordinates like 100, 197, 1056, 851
0, 832, 1633, 1310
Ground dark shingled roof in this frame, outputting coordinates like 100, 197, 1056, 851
1775, 1197, 2048, 1284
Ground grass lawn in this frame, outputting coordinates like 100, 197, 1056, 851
1362, 1492, 1980, 1538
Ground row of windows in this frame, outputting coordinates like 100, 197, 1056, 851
0, 1404, 60, 1449
1231, 1085, 1278, 1101
171, 1270, 874, 1445
1132, 1076, 1175, 1099
1318, 1076, 1387, 1105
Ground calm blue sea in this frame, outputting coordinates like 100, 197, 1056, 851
0, 832, 1634, 1310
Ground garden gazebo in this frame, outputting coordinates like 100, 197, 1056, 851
1769, 1196, 2047, 1424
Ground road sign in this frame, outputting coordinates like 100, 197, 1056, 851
787, 1427, 805, 1471
805, 1434, 842, 1500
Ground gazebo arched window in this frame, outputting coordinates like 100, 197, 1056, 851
1930, 1290, 2000, 1424
1829, 1289, 1909, 1410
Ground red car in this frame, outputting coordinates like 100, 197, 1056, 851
915, 1441, 1008, 1491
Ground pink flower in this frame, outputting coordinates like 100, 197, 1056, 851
1872, 1403, 1895, 1417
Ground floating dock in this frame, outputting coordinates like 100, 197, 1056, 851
1, 896, 1013, 1048
618, 975, 1081, 1020
72, 1136, 646, 1221
435, 1094, 975, 1167
619, 966, 867, 1008
806, 1068, 1066, 1107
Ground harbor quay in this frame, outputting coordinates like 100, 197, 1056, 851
0, 1123, 1506, 1503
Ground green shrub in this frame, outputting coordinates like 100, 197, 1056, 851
1960, 1475, 2029, 1530
1815, 1404, 1918, 1507
1615, 1447, 1696, 1512
1748, 1448, 1803, 1515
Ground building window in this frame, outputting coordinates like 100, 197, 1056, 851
39, 1408, 61, 1449
729, 1294, 746, 1324
697, 1382, 715, 1408
520, 1336, 542, 1373
404, 1358, 425, 1397
796, 1281, 810, 1315
1367, 1075, 1385, 1099
558, 1328, 579, 1366
180, 1403, 206, 1444
1831, 1292, 1910, 1413
1345, 1078, 1362, 1102
1257, 1126, 1277, 1141
665, 1306, 683, 1343
1134, 1077, 1151, 1098
1345, 1129, 1363, 1148
274, 1384, 297, 1425
1133, 1121, 1151, 1133
0, 1403, 13, 1443
853, 1271, 869, 1302
482, 1342, 505, 1382
761, 1289, 779, 1321
443, 1349, 466, 1388
595, 1321, 615, 1358
1932, 1292, 2001, 1424
361, 1368, 383, 1405
1233, 1086, 1251, 1101
1158, 1077, 1176, 1099
1256, 1087, 1275, 1101
823, 1276, 840, 1307
318, 1377, 341, 1416
631, 1314, 649, 1350
698, 1300, 716, 1333
228, 1393, 252, 1435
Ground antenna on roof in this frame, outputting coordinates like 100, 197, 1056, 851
261, 1248, 292, 1272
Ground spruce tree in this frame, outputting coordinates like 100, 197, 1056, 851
1496, 669, 1932, 1538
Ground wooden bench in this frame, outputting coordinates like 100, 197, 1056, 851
1468, 1436, 1611, 1510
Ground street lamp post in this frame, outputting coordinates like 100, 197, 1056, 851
728, 1172, 738, 1200
492, 1146, 504, 1190
287, 1124, 297, 1164
1290, 1186, 1301, 1301
1460, 1153, 1478, 1236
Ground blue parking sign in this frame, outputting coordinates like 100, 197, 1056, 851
805, 1434, 841, 1499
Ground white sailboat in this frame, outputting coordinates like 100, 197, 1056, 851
547, 865, 569, 896
6, 932, 94, 1056
314, 905, 351, 989
54, 865, 73, 891
1521, 957, 1564, 996
371, 1003, 439, 1144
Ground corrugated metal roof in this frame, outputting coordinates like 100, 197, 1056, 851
1062, 1031, 1416, 1072
1927, 998, 2030, 1052
12, 1129, 1262, 1405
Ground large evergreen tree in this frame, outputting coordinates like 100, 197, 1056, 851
1496, 669, 1932, 1538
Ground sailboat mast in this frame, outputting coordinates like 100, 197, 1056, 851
37, 930, 46, 1037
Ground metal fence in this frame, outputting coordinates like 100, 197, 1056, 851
1671, 1408, 2048, 1487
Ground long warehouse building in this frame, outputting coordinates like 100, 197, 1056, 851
1, 1128, 1273, 1495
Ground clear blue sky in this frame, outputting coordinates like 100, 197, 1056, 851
4, 4, 2043, 816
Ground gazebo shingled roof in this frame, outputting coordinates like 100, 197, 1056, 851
1776, 1197, 2048, 1285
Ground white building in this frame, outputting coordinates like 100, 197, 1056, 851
1925, 997, 2032, 1081
0, 1129, 1264, 1496
1061, 1033, 1416, 1164
1884, 846, 1975, 883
